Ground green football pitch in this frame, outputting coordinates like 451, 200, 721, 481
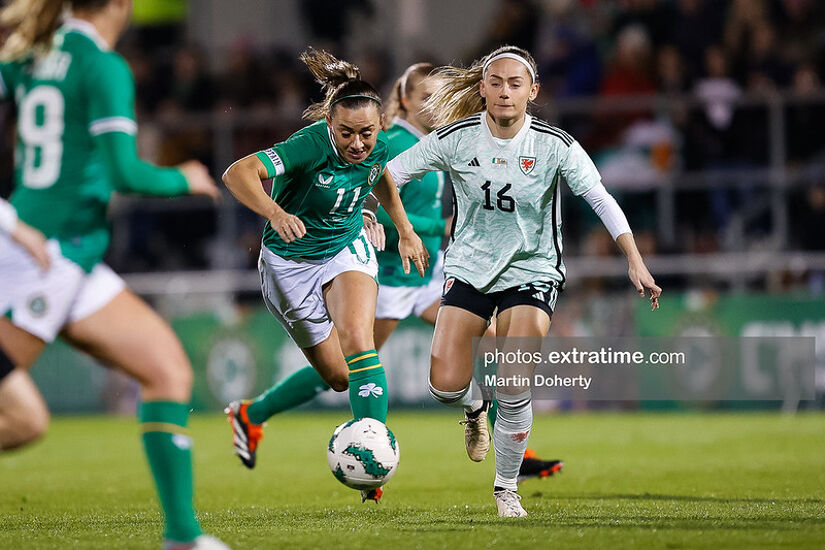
1, 411, 823, 549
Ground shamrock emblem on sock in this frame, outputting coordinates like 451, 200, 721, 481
358, 383, 384, 398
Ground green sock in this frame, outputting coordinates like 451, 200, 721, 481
489, 400, 498, 428
139, 401, 202, 543
346, 350, 388, 422
246, 366, 330, 425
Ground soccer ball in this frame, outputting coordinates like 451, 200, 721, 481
327, 418, 400, 490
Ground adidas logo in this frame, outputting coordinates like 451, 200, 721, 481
468, 157, 480, 167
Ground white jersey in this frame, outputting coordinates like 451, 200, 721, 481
387, 113, 601, 292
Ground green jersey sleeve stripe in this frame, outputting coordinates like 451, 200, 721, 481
89, 116, 137, 136
254, 148, 286, 179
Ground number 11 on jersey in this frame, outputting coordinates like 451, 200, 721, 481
329, 187, 362, 215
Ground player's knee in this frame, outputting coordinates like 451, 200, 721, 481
145, 361, 193, 396
14, 405, 49, 447
327, 372, 349, 392
336, 328, 374, 357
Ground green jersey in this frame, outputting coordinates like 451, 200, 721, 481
376, 118, 445, 287
0, 18, 188, 271
254, 120, 389, 260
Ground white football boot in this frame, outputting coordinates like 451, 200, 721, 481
494, 489, 528, 518
459, 402, 490, 462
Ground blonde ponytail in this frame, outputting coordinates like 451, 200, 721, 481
423, 64, 486, 127
424, 45, 538, 127
0, 0, 65, 60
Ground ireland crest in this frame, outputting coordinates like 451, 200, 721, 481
368, 163, 382, 185
519, 156, 536, 175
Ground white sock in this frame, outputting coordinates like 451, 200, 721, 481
428, 379, 483, 412
493, 390, 532, 491
460, 379, 484, 413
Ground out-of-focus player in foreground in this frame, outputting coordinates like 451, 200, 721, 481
0, 1, 226, 548
383, 45, 661, 516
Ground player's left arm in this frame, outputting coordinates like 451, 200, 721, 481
562, 141, 661, 310
372, 170, 429, 276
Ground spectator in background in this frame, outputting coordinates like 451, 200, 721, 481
611, 0, 674, 48
690, 45, 741, 168
656, 44, 689, 94
793, 184, 825, 251
166, 46, 216, 113
300, 0, 374, 55
776, 0, 824, 72
724, 0, 770, 82
471, 0, 540, 61
601, 23, 656, 96
534, 0, 602, 98
668, 0, 724, 83
786, 64, 825, 165
592, 24, 656, 148
743, 22, 791, 87
685, 45, 742, 240
217, 41, 264, 108
122, 48, 164, 117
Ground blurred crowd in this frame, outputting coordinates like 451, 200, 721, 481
2, 0, 825, 290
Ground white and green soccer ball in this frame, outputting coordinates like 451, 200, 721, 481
327, 418, 400, 490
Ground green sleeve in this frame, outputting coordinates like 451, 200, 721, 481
86, 53, 136, 129
376, 206, 445, 237
255, 130, 325, 178
93, 132, 188, 196
84, 52, 188, 195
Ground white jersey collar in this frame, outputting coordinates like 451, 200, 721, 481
481, 112, 532, 150
392, 116, 425, 139
62, 17, 110, 51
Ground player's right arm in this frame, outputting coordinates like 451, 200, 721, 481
86, 54, 218, 199
385, 131, 451, 188
0, 198, 50, 269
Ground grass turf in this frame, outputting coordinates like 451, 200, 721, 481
1, 411, 823, 549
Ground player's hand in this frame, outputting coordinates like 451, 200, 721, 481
11, 221, 50, 270
398, 231, 429, 277
628, 259, 661, 311
363, 214, 385, 251
180, 160, 221, 201
269, 207, 306, 243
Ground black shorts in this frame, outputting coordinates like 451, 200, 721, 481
441, 277, 559, 322
0, 346, 14, 383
